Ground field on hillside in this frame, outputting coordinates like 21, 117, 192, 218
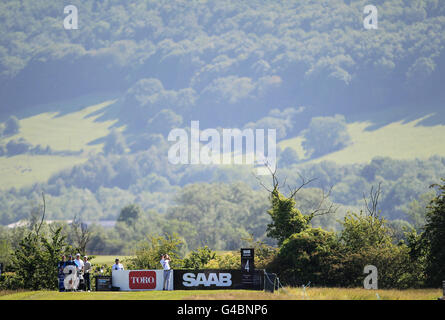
2, 97, 445, 190
279, 115, 445, 164
0, 100, 122, 189
0, 288, 441, 300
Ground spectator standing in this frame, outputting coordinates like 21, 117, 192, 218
112, 258, 124, 271
74, 253, 84, 290
65, 255, 76, 266
57, 255, 67, 292
83, 256, 92, 292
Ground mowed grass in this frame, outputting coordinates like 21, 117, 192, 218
279, 115, 445, 164
90, 255, 134, 266
0, 288, 441, 300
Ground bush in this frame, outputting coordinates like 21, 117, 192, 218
182, 246, 216, 269
0, 272, 24, 290
128, 234, 184, 270
204, 252, 240, 269
271, 228, 339, 286
9, 227, 71, 290
302, 114, 351, 158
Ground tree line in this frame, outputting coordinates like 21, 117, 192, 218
1, 175, 444, 290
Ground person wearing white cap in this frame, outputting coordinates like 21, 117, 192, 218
74, 253, 84, 291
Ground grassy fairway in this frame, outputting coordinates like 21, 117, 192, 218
90, 255, 133, 266
0, 288, 441, 300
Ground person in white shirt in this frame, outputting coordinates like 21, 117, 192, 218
83, 256, 92, 292
160, 254, 172, 291
112, 258, 124, 271
74, 253, 84, 291
74, 253, 84, 271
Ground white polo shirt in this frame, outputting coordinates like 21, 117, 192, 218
74, 258, 84, 271
112, 263, 124, 270
160, 258, 171, 270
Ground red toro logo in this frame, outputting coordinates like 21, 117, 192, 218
129, 271, 156, 289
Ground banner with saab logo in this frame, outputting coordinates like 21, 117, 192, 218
112, 270, 172, 291
173, 270, 263, 290
174, 270, 242, 290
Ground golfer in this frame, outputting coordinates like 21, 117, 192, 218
160, 254, 172, 291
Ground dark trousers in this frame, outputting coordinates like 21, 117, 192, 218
84, 273, 91, 291
58, 275, 65, 292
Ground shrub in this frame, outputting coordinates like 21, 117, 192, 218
0, 272, 24, 290
128, 234, 184, 269
182, 246, 216, 269
271, 228, 339, 286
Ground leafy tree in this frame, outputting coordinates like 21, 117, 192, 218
332, 208, 422, 288
117, 204, 143, 226
326, 242, 419, 289
421, 179, 445, 287
205, 252, 241, 269
302, 115, 351, 158
182, 246, 216, 269
262, 170, 336, 245
387, 219, 414, 243
3, 116, 20, 135
339, 211, 394, 251
279, 147, 299, 167
403, 190, 436, 231
266, 190, 312, 244
147, 109, 183, 136
5, 138, 31, 155
242, 234, 278, 269
0, 239, 11, 271
129, 234, 184, 270
103, 129, 127, 155
10, 227, 70, 290
273, 227, 339, 286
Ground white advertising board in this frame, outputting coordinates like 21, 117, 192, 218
112, 270, 173, 291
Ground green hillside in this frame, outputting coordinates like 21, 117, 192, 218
2, 100, 118, 153
0, 100, 122, 189
1, 99, 445, 190
280, 115, 445, 165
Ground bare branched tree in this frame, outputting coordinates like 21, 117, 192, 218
306, 185, 339, 220
255, 162, 338, 219
34, 192, 46, 236
363, 182, 382, 218
71, 215, 91, 255
288, 172, 318, 199
254, 163, 280, 194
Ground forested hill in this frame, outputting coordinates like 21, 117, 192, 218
1, 0, 445, 128
1, 1, 445, 252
